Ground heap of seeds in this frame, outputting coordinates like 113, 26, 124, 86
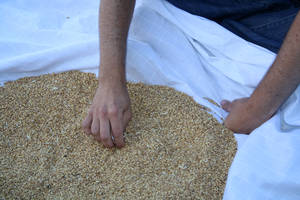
0, 71, 236, 199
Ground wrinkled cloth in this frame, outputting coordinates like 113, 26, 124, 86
0, 0, 300, 199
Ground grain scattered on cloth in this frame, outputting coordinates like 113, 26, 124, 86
0, 71, 237, 199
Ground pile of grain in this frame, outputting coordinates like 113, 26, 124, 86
0, 71, 236, 199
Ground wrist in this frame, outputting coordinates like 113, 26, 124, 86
99, 68, 126, 87
248, 93, 277, 121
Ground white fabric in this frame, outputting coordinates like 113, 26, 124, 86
1, 0, 300, 199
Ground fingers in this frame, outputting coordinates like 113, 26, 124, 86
99, 117, 114, 148
91, 115, 100, 137
110, 111, 125, 148
221, 100, 233, 112
82, 107, 132, 148
123, 110, 132, 128
82, 112, 92, 135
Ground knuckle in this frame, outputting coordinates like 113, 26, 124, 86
99, 108, 108, 117
108, 106, 119, 116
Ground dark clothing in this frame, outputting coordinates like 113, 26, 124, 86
166, 0, 300, 53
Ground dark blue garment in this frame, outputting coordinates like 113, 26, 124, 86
166, 0, 300, 53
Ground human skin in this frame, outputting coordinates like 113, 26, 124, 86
83, 1, 299, 146
221, 11, 300, 133
82, 0, 135, 148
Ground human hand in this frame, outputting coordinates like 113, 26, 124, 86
221, 98, 273, 134
82, 79, 131, 148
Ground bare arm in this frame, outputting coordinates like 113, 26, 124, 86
222, 11, 300, 133
99, 0, 136, 83
82, 0, 136, 147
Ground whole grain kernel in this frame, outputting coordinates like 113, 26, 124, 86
0, 71, 236, 199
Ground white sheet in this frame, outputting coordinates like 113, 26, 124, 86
1, 0, 300, 199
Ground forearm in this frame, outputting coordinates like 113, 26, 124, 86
99, 0, 136, 84
248, 11, 300, 119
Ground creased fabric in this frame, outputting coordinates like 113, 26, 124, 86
0, 0, 299, 199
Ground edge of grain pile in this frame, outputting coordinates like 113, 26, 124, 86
0, 71, 237, 199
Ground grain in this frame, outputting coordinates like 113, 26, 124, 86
0, 71, 236, 199
203, 97, 221, 108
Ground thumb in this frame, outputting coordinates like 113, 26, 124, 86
221, 100, 233, 112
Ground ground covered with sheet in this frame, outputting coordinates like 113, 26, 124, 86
0, 71, 236, 199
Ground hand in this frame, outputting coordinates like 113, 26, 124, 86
82, 79, 131, 148
221, 98, 272, 134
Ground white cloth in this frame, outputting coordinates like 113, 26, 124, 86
1, 0, 299, 199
